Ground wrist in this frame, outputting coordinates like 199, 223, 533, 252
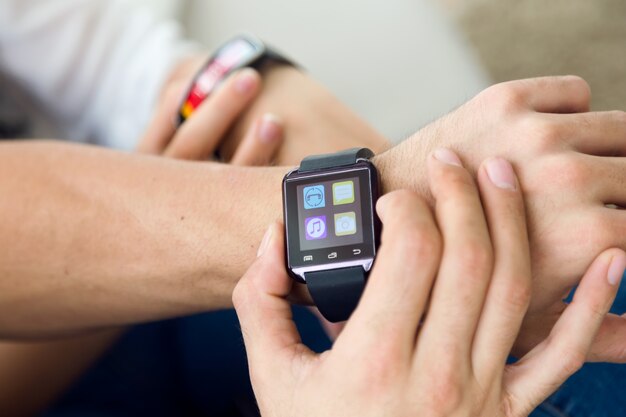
372, 137, 432, 203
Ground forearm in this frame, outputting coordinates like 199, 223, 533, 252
0, 141, 286, 338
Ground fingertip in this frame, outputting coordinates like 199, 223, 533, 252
252, 221, 292, 297
257, 221, 284, 259
233, 68, 262, 95
375, 189, 418, 222
482, 157, 518, 191
432, 148, 463, 167
606, 249, 626, 286
376, 193, 391, 219
257, 113, 284, 144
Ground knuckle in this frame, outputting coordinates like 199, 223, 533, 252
480, 81, 528, 112
456, 241, 493, 274
547, 154, 591, 189
394, 224, 441, 265
558, 345, 586, 377
423, 364, 464, 414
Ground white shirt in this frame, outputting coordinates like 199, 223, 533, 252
0, 0, 200, 149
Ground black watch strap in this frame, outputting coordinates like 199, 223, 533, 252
299, 148, 375, 173
305, 267, 366, 323
298, 147, 375, 323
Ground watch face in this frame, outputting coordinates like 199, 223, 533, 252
178, 37, 263, 123
283, 162, 380, 282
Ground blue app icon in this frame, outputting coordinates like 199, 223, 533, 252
303, 185, 325, 209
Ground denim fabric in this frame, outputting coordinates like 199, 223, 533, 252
530, 271, 626, 417
40, 307, 331, 417
41, 274, 626, 417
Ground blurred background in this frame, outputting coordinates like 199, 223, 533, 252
136, 0, 625, 140
4, 0, 625, 141
133, 0, 490, 141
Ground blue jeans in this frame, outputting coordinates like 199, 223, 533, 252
530, 273, 626, 417
42, 282, 626, 417
40, 307, 331, 417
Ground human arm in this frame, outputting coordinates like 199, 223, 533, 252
148, 56, 390, 165
234, 151, 626, 417
0, 63, 286, 417
0, 141, 288, 339
373, 75, 626, 362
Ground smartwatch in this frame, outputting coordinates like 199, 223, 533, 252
282, 148, 381, 322
177, 34, 294, 126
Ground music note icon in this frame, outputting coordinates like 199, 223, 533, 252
305, 216, 327, 240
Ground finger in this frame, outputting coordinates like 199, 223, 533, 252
586, 313, 626, 363
164, 68, 261, 160
471, 158, 531, 380
337, 190, 441, 360
545, 111, 626, 156
231, 114, 284, 166
136, 80, 186, 154
505, 249, 626, 415
500, 76, 591, 113
233, 222, 314, 380
417, 149, 493, 360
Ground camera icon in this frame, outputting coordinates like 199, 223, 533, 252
334, 212, 357, 236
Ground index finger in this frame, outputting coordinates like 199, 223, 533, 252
165, 68, 261, 160
337, 190, 441, 360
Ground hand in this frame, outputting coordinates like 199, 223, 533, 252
137, 67, 284, 164
234, 150, 626, 417
219, 66, 390, 165
150, 53, 390, 165
375, 76, 626, 361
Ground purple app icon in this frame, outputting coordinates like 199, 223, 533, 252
305, 216, 327, 240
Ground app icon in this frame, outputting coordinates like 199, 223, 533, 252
303, 185, 325, 209
305, 216, 327, 240
333, 181, 355, 205
334, 212, 357, 236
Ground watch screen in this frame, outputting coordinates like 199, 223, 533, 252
297, 177, 363, 251
180, 39, 260, 120
284, 163, 378, 272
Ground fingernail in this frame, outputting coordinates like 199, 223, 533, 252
235, 69, 258, 95
433, 148, 463, 167
258, 114, 282, 143
607, 253, 626, 286
485, 158, 517, 191
257, 225, 273, 258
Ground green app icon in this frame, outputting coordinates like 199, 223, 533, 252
332, 181, 355, 205
334, 212, 357, 236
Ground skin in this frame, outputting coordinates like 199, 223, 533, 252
376, 76, 626, 360
155, 56, 391, 160
0, 53, 624, 415
0, 70, 625, 366
0, 68, 287, 417
234, 150, 626, 417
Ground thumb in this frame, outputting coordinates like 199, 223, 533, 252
233, 222, 314, 381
